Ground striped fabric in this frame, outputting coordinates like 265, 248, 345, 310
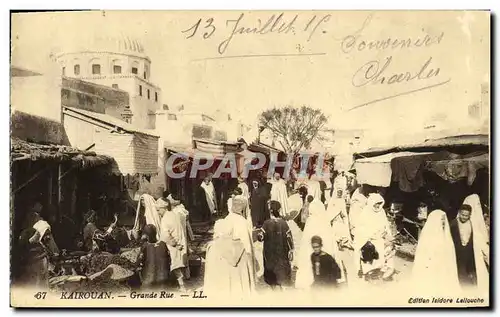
194, 141, 225, 156
193, 139, 241, 159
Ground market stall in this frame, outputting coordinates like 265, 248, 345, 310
351, 134, 490, 258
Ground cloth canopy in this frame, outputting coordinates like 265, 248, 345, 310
426, 153, 489, 185
355, 150, 489, 190
354, 152, 433, 188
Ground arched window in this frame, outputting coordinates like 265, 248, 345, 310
144, 65, 149, 79
74, 64, 80, 75
147, 89, 150, 99
62, 67, 66, 76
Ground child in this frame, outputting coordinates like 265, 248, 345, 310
138, 224, 171, 290
310, 235, 342, 289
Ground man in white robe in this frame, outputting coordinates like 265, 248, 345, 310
306, 174, 322, 203
160, 196, 189, 292
201, 175, 218, 216
205, 197, 256, 298
228, 188, 253, 231
270, 173, 289, 217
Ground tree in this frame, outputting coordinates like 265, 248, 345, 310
258, 105, 328, 154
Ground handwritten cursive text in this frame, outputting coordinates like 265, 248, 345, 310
218, 13, 298, 55
352, 56, 441, 87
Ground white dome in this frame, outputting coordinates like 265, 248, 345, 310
58, 33, 149, 60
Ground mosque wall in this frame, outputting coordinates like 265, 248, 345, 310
57, 52, 161, 130
58, 52, 151, 80
11, 66, 66, 144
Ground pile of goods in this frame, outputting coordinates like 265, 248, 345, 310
124, 239, 144, 249
49, 250, 139, 292
80, 252, 137, 275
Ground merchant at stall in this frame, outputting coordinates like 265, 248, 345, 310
17, 214, 60, 289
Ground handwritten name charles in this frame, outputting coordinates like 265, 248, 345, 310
352, 56, 441, 87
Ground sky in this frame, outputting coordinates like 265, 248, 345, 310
11, 10, 489, 134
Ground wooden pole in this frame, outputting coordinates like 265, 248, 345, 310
70, 175, 77, 220
10, 162, 16, 234
12, 166, 49, 195
58, 163, 63, 222
47, 167, 53, 207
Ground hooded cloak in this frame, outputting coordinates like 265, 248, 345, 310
133, 194, 162, 241
412, 210, 460, 292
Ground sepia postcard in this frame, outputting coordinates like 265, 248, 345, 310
10, 10, 490, 308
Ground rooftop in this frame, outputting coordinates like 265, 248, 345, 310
11, 137, 113, 168
56, 33, 149, 60
63, 106, 159, 138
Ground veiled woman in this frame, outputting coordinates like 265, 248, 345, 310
326, 189, 352, 283
348, 186, 368, 239
306, 174, 323, 204
326, 189, 351, 248
353, 193, 392, 278
411, 209, 460, 293
295, 196, 337, 289
131, 194, 162, 241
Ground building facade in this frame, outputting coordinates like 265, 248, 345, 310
55, 35, 162, 129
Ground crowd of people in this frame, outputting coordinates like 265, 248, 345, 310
14, 170, 490, 299
201, 171, 490, 298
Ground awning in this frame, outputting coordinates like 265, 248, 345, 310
354, 134, 489, 159
247, 141, 282, 155
355, 152, 433, 188
11, 137, 113, 168
193, 138, 241, 159
426, 152, 489, 185
355, 150, 489, 190
167, 141, 270, 179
